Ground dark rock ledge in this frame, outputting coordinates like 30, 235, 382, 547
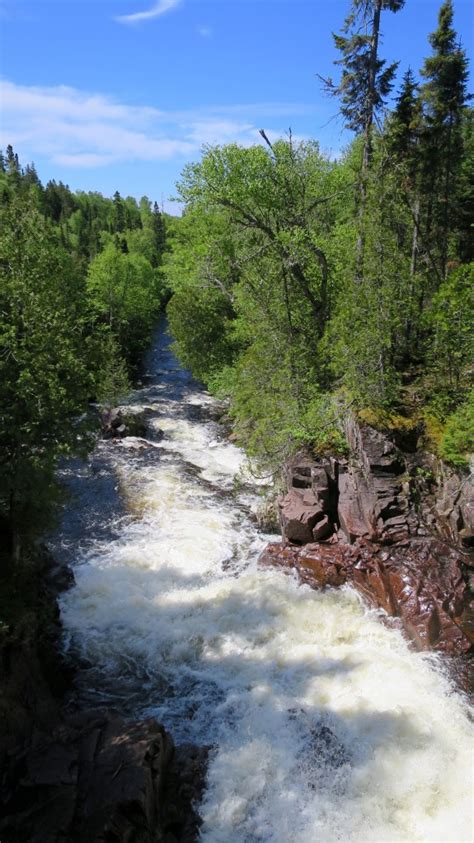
0, 553, 207, 842
1, 711, 208, 843
261, 415, 473, 688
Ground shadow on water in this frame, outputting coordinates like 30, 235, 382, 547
52, 320, 471, 842
60, 556, 449, 843
60, 554, 435, 772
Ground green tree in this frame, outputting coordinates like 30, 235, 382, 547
87, 242, 163, 367
112, 190, 126, 233
420, 0, 469, 279
321, 0, 405, 272
0, 199, 96, 561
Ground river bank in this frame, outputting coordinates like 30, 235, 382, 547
1, 324, 473, 842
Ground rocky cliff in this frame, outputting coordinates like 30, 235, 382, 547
262, 414, 473, 677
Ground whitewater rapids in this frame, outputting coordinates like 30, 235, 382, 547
57, 325, 473, 843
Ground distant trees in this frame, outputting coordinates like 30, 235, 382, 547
0, 149, 169, 565
87, 243, 164, 367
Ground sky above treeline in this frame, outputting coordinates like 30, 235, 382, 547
1, 0, 472, 213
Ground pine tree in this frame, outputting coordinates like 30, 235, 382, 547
152, 202, 166, 263
387, 69, 421, 173
112, 190, 126, 233
420, 0, 469, 278
321, 0, 406, 273
5, 144, 21, 189
457, 107, 474, 262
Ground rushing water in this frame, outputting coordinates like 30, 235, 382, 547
55, 324, 473, 843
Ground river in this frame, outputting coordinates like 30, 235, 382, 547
54, 324, 473, 843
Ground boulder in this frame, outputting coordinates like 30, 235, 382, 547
102, 409, 148, 440
281, 452, 338, 542
312, 514, 332, 541
279, 489, 328, 544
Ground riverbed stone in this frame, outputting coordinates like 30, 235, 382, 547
102, 408, 149, 439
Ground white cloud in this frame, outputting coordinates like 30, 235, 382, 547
0, 79, 314, 170
197, 25, 211, 37
116, 0, 182, 25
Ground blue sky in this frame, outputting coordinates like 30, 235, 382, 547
1, 0, 472, 212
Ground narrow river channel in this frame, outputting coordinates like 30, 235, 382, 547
54, 323, 473, 843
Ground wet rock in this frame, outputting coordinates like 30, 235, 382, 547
415, 455, 474, 551
260, 538, 473, 657
337, 466, 373, 543
102, 409, 148, 440
163, 744, 210, 842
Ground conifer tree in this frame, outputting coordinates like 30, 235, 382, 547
112, 190, 126, 233
387, 69, 421, 170
420, 0, 469, 278
152, 202, 166, 263
322, 0, 406, 273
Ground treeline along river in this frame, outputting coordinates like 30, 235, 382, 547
51, 323, 473, 843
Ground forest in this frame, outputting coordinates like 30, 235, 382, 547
0, 153, 169, 562
164, 0, 473, 475
0, 0, 472, 568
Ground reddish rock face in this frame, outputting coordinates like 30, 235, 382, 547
260, 538, 473, 657
279, 488, 328, 544
280, 454, 338, 544
273, 421, 473, 668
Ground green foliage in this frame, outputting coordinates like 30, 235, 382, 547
87, 243, 163, 368
0, 198, 95, 546
0, 148, 167, 561
163, 139, 360, 469
168, 287, 236, 383
438, 391, 474, 469
293, 394, 349, 456
164, 0, 471, 470
427, 262, 474, 406
418, 0, 470, 279
329, 0, 405, 136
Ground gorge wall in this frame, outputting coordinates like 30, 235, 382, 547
261, 414, 474, 671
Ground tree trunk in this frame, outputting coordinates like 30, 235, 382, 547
356, 0, 383, 281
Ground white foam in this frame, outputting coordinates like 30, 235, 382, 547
60, 340, 473, 843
